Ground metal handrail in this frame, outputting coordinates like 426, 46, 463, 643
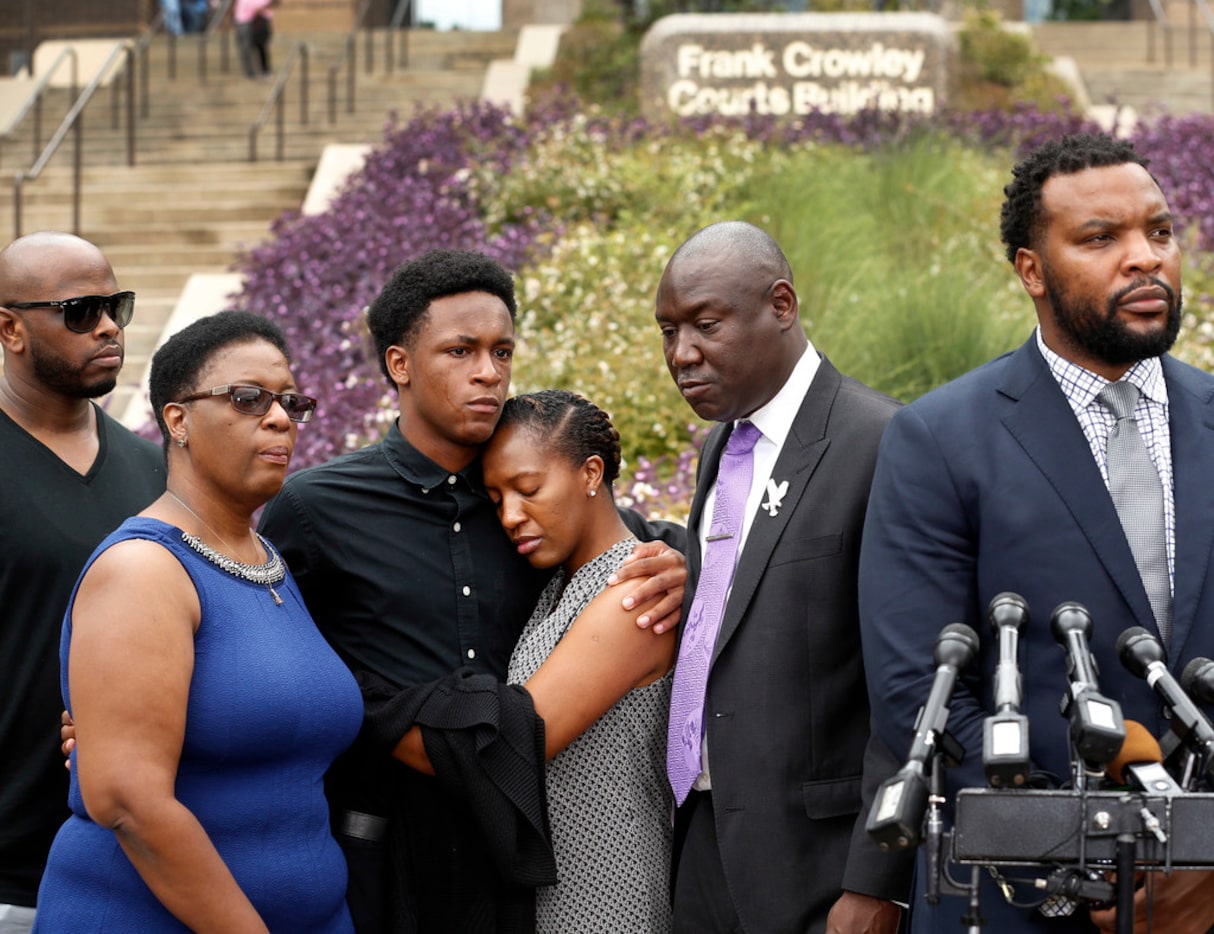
1145, 0, 1214, 112
249, 41, 309, 162
0, 47, 78, 165
327, 0, 375, 123
13, 41, 137, 239
200, 0, 236, 82
1191, 0, 1214, 107
136, 11, 176, 121
385, 0, 412, 75
1145, 0, 1175, 66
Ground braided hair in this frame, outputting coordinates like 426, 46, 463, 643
496, 389, 621, 489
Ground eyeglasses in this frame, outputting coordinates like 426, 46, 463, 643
6, 291, 135, 333
174, 384, 318, 423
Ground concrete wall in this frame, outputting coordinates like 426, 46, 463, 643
1, 0, 149, 75
502, 0, 583, 28
275, 0, 361, 34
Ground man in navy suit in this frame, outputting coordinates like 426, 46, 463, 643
859, 133, 1214, 931
657, 221, 911, 933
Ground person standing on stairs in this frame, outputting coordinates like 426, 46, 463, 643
235, 0, 277, 79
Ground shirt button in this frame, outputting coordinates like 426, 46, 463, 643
462, 585, 471, 596
467, 649, 476, 660
447, 475, 457, 485
453, 522, 461, 533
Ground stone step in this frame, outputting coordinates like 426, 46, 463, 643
1083, 64, 1214, 113
116, 28, 517, 83
108, 265, 240, 290
0, 162, 312, 235
0, 204, 282, 246
1032, 20, 1213, 68
0, 26, 514, 416
10, 191, 305, 217
1028, 21, 1214, 114
102, 243, 244, 266
0, 76, 482, 170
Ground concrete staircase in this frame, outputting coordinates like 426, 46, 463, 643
0, 26, 518, 419
1031, 20, 1214, 115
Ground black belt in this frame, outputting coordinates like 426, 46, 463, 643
338, 809, 388, 843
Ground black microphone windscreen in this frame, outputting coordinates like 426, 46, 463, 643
935, 623, 979, 669
1182, 657, 1214, 705
988, 592, 1029, 634
1117, 626, 1165, 679
1050, 602, 1092, 642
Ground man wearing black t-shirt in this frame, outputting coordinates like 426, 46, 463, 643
0, 232, 165, 932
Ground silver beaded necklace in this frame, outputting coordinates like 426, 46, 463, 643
167, 491, 285, 606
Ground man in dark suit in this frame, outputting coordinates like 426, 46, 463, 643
656, 221, 911, 933
859, 132, 1214, 931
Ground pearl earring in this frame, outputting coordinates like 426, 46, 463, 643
588, 489, 597, 498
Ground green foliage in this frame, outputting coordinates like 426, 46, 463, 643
528, 16, 640, 116
486, 123, 783, 467
1171, 238, 1214, 375
955, 10, 1077, 112
535, 2, 1080, 117
960, 10, 1044, 87
488, 123, 1035, 481
1048, 0, 1115, 21
510, 223, 696, 471
528, 0, 785, 117
735, 136, 1033, 401
472, 118, 771, 233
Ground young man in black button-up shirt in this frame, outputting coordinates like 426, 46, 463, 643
260, 249, 684, 933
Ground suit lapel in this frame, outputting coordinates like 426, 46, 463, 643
687, 424, 728, 590
1161, 357, 1214, 660
708, 361, 839, 666
999, 341, 1160, 637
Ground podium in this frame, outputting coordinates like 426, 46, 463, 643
952, 788, 1214, 869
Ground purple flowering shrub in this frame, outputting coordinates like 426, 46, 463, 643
614, 423, 709, 524
229, 102, 548, 469
229, 94, 1214, 519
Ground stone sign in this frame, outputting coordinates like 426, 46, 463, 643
639, 13, 953, 120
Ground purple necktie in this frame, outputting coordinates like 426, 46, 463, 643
668, 420, 762, 805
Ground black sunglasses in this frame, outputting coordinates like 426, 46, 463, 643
175, 384, 318, 423
6, 291, 135, 334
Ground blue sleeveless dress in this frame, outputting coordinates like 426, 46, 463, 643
34, 517, 361, 932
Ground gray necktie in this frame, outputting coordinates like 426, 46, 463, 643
1099, 381, 1171, 644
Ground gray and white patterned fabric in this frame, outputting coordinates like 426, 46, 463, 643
508, 538, 674, 933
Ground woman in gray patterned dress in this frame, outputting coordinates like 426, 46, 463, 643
482, 390, 677, 933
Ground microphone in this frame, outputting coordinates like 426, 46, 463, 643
983, 593, 1031, 787
867, 622, 979, 851
1051, 602, 1126, 771
1176, 658, 1214, 787
1117, 627, 1214, 771
1182, 657, 1214, 705
1106, 719, 1183, 796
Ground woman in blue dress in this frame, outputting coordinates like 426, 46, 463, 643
34, 311, 361, 933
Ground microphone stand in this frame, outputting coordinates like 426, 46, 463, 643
1115, 829, 1134, 934
926, 748, 946, 906
923, 738, 985, 931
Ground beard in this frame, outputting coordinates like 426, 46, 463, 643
1044, 267, 1182, 367
29, 342, 119, 399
